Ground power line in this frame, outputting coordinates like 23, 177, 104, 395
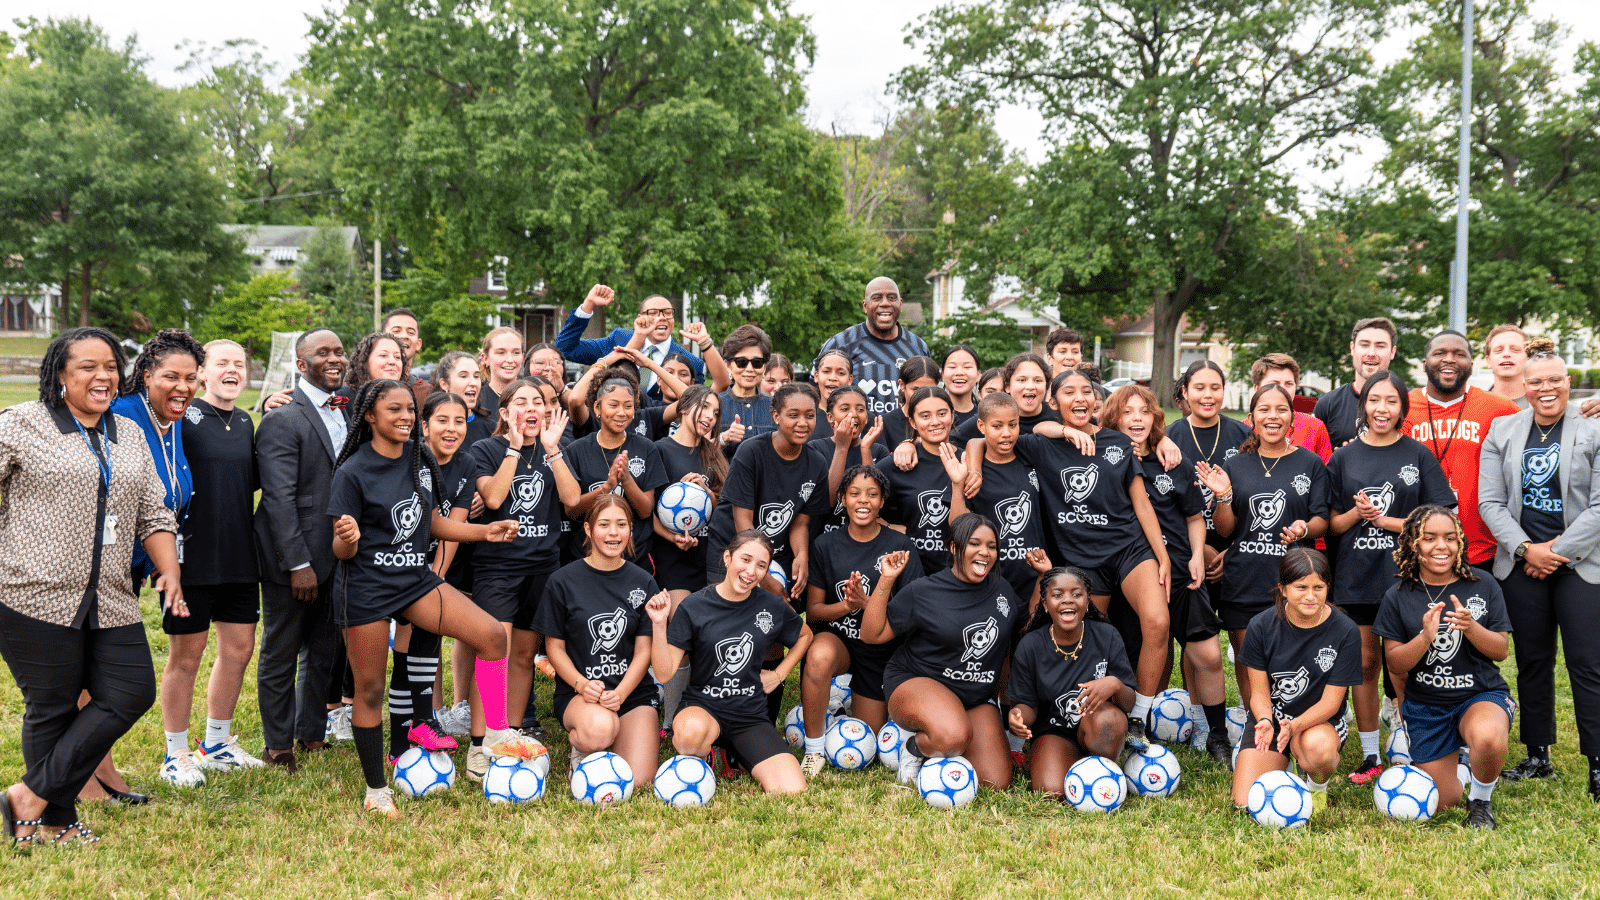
235, 188, 345, 203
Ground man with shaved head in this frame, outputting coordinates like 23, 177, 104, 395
814, 276, 931, 419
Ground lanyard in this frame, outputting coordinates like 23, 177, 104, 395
73, 417, 112, 497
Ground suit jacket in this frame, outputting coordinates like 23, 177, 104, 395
253, 386, 347, 585
555, 309, 704, 401
1479, 402, 1600, 583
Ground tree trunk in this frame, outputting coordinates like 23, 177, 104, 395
78, 261, 92, 327
59, 274, 71, 333
1149, 291, 1187, 410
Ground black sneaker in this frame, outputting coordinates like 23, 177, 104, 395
1464, 798, 1496, 830
1124, 717, 1149, 752
1206, 730, 1233, 770
1588, 769, 1600, 803
518, 718, 548, 742
1501, 756, 1555, 782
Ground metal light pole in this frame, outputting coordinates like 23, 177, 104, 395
1450, 0, 1473, 334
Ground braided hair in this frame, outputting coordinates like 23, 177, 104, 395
335, 379, 445, 516
123, 329, 206, 397
587, 365, 640, 414
39, 327, 126, 407
1022, 566, 1108, 635
1392, 504, 1477, 587
345, 332, 411, 393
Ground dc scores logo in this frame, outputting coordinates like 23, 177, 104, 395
1055, 689, 1085, 727
1426, 621, 1461, 666
1153, 473, 1175, 495
961, 617, 999, 663
1362, 482, 1395, 516
916, 489, 949, 528
1062, 465, 1099, 504
1271, 667, 1309, 702
1102, 444, 1125, 465
1399, 464, 1420, 486
626, 588, 647, 609
587, 608, 628, 654
755, 609, 774, 635
994, 493, 1031, 538
1523, 444, 1560, 487
1249, 490, 1286, 532
390, 493, 423, 544
628, 456, 647, 480
1315, 646, 1338, 673
757, 500, 796, 537
713, 632, 754, 676
509, 473, 544, 516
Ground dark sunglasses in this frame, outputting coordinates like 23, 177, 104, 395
730, 356, 770, 369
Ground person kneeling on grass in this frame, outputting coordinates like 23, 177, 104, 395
1374, 505, 1513, 830
1230, 548, 1362, 816
647, 530, 813, 794
1006, 567, 1137, 798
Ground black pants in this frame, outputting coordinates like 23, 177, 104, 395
258, 579, 338, 750
1500, 565, 1600, 756
0, 606, 155, 826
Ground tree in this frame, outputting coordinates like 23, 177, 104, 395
295, 224, 369, 348
899, 0, 1390, 403
193, 271, 316, 359
0, 18, 246, 331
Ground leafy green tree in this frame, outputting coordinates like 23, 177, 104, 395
295, 223, 370, 347
193, 271, 316, 359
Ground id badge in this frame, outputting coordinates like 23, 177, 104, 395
176, 534, 186, 564
102, 513, 118, 546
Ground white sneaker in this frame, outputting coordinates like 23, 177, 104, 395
363, 786, 401, 819
1190, 725, 1211, 752
436, 701, 471, 737
195, 735, 265, 771
464, 746, 491, 783
160, 750, 207, 788
897, 748, 925, 785
485, 727, 545, 761
1379, 697, 1399, 731
801, 752, 827, 779
326, 705, 354, 742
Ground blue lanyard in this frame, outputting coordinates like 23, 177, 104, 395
73, 417, 112, 497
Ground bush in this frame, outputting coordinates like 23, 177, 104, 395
1569, 368, 1583, 388
1585, 369, 1600, 390
194, 273, 316, 359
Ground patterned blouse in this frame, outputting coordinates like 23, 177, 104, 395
0, 400, 176, 629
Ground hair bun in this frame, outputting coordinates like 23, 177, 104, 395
1525, 335, 1557, 356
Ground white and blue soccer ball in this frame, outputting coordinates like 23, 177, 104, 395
570, 751, 634, 805
482, 756, 545, 804
1063, 755, 1127, 813
1123, 745, 1182, 798
783, 704, 833, 749
1373, 765, 1438, 822
1225, 706, 1251, 746
823, 717, 876, 770
656, 481, 713, 535
917, 756, 979, 808
1149, 690, 1193, 744
653, 755, 716, 808
392, 747, 455, 798
1386, 725, 1412, 766
767, 561, 788, 592
877, 720, 908, 771
829, 675, 853, 716
1247, 770, 1312, 830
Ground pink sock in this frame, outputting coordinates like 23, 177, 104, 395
474, 656, 509, 731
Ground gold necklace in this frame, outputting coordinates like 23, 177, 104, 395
1259, 448, 1288, 479
1050, 625, 1086, 662
1535, 416, 1563, 443
1188, 417, 1222, 463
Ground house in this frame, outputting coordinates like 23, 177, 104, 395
925, 262, 1063, 355
1109, 311, 1252, 406
469, 256, 564, 347
222, 225, 363, 274
0, 285, 55, 335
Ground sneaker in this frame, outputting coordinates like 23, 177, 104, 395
518, 718, 548, 742
1465, 798, 1496, 830
195, 736, 265, 771
485, 727, 545, 760
569, 745, 586, 773
706, 746, 741, 780
1501, 756, 1555, 782
436, 701, 471, 738
1009, 749, 1029, 772
160, 750, 207, 788
801, 752, 827, 779
406, 720, 458, 752
1588, 768, 1600, 803
325, 705, 354, 742
1349, 755, 1383, 785
1206, 731, 1233, 770
464, 746, 491, 783
534, 654, 557, 680
896, 747, 926, 785
1189, 725, 1211, 752
1379, 696, 1399, 731
1124, 717, 1149, 753
363, 786, 401, 819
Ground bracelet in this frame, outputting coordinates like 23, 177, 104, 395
1214, 491, 1233, 504
900, 439, 916, 446
504, 448, 520, 460
546, 451, 563, 463
700, 342, 714, 353
591, 361, 606, 369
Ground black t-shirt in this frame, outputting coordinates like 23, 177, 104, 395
652, 436, 713, 582
426, 449, 475, 558
953, 407, 1060, 444
1373, 571, 1512, 706
327, 443, 444, 612
467, 436, 562, 574
1169, 416, 1252, 549
1015, 429, 1146, 569
179, 398, 258, 585
807, 526, 924, 658
878, 408, 911, 449
1237, 607, 1363, 723
464, 413, 496, 452
1313, 384, 1366, 449
884, 569, 1022, 708
1327, 437, 1455, 605
1007, 623, 1136, 732
1137, 454, 1206, 571
952, 404, 978, 432
708, 436, 829, 570
1219, 448, 1332, 613
531, 559, 659, 706
968, 455, 1049, 599
1520, 418, 1565, 543
803, 439, 890, 540
628, 404, 670, 444
668, 585, 804, 722
564, 432, 669, 565
881, 446, 960, 576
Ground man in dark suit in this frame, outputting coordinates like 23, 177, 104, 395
555, 285, 722, 402
253, 327, 348, 770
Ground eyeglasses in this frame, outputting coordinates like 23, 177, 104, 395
1525, 377, 1568, 390
730, 356, 769, 369
639, 308, 675, 320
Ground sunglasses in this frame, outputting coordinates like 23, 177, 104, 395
730, 356, 770, 369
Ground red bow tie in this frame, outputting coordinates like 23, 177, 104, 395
324, 396, 348, 410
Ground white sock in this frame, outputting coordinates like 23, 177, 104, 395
1188, 704, 1205, 730
1131, 693, 1154, 719
1359, 729, 1380, 758
1007, 732, 1025, 752
1469, 775, 1496, 802
1306, 774, 1329, 792
204, 718, 231, 747
165, 730, 189, 757
803, 735, 824, 754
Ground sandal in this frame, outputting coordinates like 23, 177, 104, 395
1, 791, 42, 848
95, 776, 153, 806
51, 821, 99, 847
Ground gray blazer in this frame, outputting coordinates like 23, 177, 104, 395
1479, 403, 1600, 583
252, 387, 347, 585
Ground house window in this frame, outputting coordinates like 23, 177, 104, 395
1178, 347, 1210, 371
486, 256, 509, 292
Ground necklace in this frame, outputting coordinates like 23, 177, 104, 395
1535, 416, 1563, 444
1422, 578, 1451, 606
1050, 625, 1086, 662
1425, 391, 1469, 477
1259, 448, 1288, 478
207, 401, 238, 432
142, 393, 173, 434
1187, 417, 1222, 464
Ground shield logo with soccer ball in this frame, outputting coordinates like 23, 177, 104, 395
713, 633, 754, 677
1062, 465, 1099, 504
1055, 689, 1086, 727
509, 473, 544, 516
588, 609, 628, 654
390, 494, 423, 544
961, 617, 998, 663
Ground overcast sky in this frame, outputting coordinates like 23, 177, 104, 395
15, 0, 1600, 194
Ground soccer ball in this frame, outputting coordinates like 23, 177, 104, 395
783, 704, 832, 748
656, 481, 713, 535
1225, 706, 1250, 746
1246, 770, 1312, 829
570, 752, 634, 805
1149, 690, 1193, 744
917, 756, 978, 808
482, 757, 545, 804
392, 747, 455, 798
877, 721, 908, 771
653, 755, 716, 808
1123, 745, 1182, 798
1063, 756, 1127, 813
1373, 765, 1438, 822
823, 717, 877, 770
1386, 726, 1412, 766
828, 676, 853, 716
767, 561, 788, 592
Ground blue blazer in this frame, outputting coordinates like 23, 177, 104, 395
555, 309, 705, 400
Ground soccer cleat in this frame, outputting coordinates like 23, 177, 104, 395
1124, 717, 1149, 753
195, 736, 265, 771
1010, 749, 1029, 772
1379, 696, 1399, 731
706, 747, 741, 780
534, 655, 557, 680
1349, 755, 1383, 785
435, 701, 471, 738
1206, 731, 1233, 770
1500, 756, 1555, 782
1465, 798, 1496, 830
407, 720, 459, 752
160, 750, 207, 788
801, 752, 827, 779
363, 786, 401, 820
464, 746, 491, 783
896, 747, 926, 785
1189, 725, 1210, 752
325, 705, 354, 742
485, 727, 546, 761
1588, 768, 1600, 803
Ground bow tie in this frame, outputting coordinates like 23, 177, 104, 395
324, 396, 348, 410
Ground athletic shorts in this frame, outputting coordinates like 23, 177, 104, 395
338, 575, 446, 628
1218, 598, 1270, 632
1235, 713, 1349, 756
681, 699, 791, 769
553, 683, 660, 726
1168, 581, 1223, 643
1030, 722, 1089, 747
163, 582, 260, 635
1069, 542, 1156, 597
1401, 691, 1515, 764
828, 637, 892, 704
1337, 602, 1379, 627
472, 566, 557, 630
882, 672, 1001, 713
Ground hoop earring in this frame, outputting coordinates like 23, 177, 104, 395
59, 384, 65, 398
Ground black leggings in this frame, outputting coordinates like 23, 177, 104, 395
1500, 566, 1600, 757
0, 606, 156, 826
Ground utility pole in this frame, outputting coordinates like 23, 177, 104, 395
1449, 0, 1473, 335
372, 202, 383, 332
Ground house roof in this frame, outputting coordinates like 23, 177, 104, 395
982, 296, 1064, 330
223, 225, 361, 263
1112, 310, 1207, 340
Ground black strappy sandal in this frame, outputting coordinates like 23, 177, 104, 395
95, 776, 152, 806
1, 792, 42, 848
51, 821, 99, 847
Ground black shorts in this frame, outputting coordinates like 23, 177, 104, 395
654, 541, 709, 593
1070, 542, 1156, 596
682, 699, 791, 769
1338, 602, 1378, 627
842, 640, 893, 704
1235, 713, 1349, 755
1031, 722, 1087, 746
553, 684, 661, 725
1219, 598, 1270, 632
882, 670, 1000, 713
1168, 582, 1223, 642
163, 582, 261, 635
472, 567, 557, 630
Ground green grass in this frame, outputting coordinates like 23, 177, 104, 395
0, 336, 50, 355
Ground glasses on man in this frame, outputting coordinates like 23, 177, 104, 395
639, 308, 675, 320
1525, 377, 1568, 391
730, 356, 770, 369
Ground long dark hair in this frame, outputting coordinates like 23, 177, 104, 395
40, 327, 125, 407
334, 379, 445, 516
675, 384, 728, 492
124, 329, 206, 397
1239, 383, 1295, 455
1272, 548, 1333, 622
346, 332, 411, 392
1357, 369, 1410, 431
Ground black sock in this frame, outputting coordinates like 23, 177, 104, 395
388, 650, 411, 756
1203, 703, 1226, 735
409, 628, 442, 723
470, 735, 484, 748
352, 725, 387, 789
1530, 744, 1550, 762
905, 735, 924, 759
1587, 755, 1600, 773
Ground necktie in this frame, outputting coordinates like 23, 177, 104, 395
324, 395, 349, 410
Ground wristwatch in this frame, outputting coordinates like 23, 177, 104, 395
1515, 541, 1531, 559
